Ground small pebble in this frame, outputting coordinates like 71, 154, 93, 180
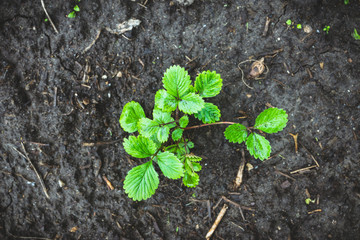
58, 180, 66, 187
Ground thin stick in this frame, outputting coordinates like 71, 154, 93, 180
206, 204, 228, 239
289, 133, 298, 153
221, 196, 255, 211
274, 168, 296, 181
234, 149, 246, 189
40, 0, 59, 34
299, 142, 320, 167
13, 143, 50, 199
290, 165, 317, 174
184, 121, 236, 130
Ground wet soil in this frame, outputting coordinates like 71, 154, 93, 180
1, 0, 359, 239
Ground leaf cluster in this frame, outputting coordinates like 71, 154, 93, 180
119, 65, 288, 201
119, 66, 222, 200
224, 108, 288, 160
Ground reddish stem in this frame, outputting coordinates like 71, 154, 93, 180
184, 121, 237, 130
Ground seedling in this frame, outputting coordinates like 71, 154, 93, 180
344, 0, 349, 4
323, 25, 330, 34
305, 198, 315, 205
297, 24, 302, 29
352, 28, 360, 40
119, 65, 288, 201
286, 19, 292, 26
67, 4, 80, 18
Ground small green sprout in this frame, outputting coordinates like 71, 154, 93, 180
297, 24, 302, 29
119, 65, 288, 201
305, 198, 315, 205
323, 25, 330, 34
67, 4, 80, 18
286, 19, 292, 26
344, 0, 349, 4
44, 18, 48, 22
176, 227, 179, 232
352, 28, 360, 40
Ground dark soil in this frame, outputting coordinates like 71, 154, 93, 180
1, 0, 359, 239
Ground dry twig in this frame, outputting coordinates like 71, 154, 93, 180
289, 133, 298, 153
206, 204, 228, 239
13, 142, 50, 199
234, 149, 246, 189
40, 0, 59, 34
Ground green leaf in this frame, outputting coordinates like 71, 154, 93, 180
192, 162, 202, 172
157, 125, 170, 143
153, 109, 175, 128
123, 135, 156, 158
155, 89, 178, 112
138, 118, 159, 138
185, 154, 202, 162
194, 102, 221, 124
194, 70, 223, 98
119, 101, 146, 133
254, 108, 288, 134
124, 161, 159, 201
74, 5, 80, 11
172, 128, 184, 141
163, 65, 191, 98
183, 172, 199, 188
246, 133, 271, 160
179, 115, 189, 128
178, 92, 205, 114
155, 151, 184, 179
224, 124, 248, 144
67, 11, 76, 18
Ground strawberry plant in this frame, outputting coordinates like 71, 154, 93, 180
120, 65, 288, 201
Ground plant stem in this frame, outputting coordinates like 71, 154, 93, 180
184, 121, 236, 130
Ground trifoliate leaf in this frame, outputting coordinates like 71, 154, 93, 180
183, 172, 199, 188
153, 109, 175, 128
194, 70, 223, 98
138, 117, 171, 143
119, 101, 146, 133
163, 65, 191, 98
123, 161, 159, 201
178, 92, 205, 114
123, 135, 156, 158
172, 128, 184, 141
246, 133, 271, 160
155, 151, 184, 179
194, 102, 221, 123
155, 89, 177, 112
254, 108, 288, 134
224, 124, 248, 144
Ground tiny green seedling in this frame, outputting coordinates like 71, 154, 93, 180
286, 19, 292, 26
119, 65, 288, 201
297, 24, 302, 29
352, 28, 360, 40
344, 0, 349, 4
44, 18, 48, 22
323, 25, 330, 34
305, 198, 315, 205
67, 4, 80, 18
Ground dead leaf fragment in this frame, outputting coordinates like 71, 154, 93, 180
319, 62, 324, 70
70, 226, 78, 232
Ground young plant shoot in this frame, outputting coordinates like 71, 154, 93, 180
119, 65, 288, 201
